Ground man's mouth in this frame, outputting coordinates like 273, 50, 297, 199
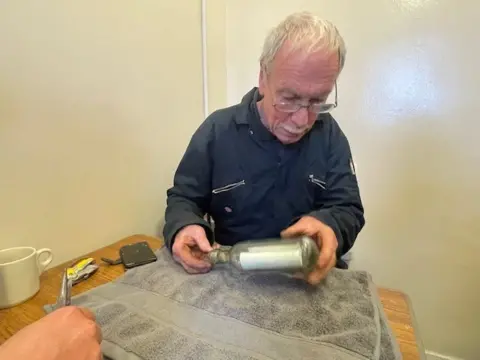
281, 125, 306, 136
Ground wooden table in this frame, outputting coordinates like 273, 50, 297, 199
0, 234, 425, 359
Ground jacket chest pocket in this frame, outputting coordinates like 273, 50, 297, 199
290, 172, 327, 216
210, 180, 249, 223
308, 174, 326, 190
307, 173, 327, 206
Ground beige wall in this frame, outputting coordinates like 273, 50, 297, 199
205, 0, 227, 113
208, 0, 480, 359
0, 1, 205, 266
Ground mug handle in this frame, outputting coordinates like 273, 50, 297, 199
36, 248, 53, 273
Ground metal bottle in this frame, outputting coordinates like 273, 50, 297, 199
207, 236, 319, 275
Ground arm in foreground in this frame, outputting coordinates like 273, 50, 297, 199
0, 307, 102, 360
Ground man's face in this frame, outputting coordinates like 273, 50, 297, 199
258, 44, 340, 144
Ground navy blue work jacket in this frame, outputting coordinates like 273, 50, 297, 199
163, 88, 365, 262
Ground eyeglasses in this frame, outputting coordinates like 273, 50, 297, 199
272, 82, 338, 115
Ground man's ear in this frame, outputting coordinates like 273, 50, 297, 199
258, 67, 266, 95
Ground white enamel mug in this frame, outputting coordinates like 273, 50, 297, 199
0, 247, 53, 309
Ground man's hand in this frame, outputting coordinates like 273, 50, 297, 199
281, 216, 338, 285
0, 306, 102, 360
172, 224, 214, 274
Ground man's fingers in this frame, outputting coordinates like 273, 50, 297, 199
307, 265, 330, 285
281, 216, 321, 239
280, 216, 338, 286
194, 235, 213, 253
291, 272, 305, 280
281, 220, 309, 238
181, 263, 200, 274
316, 228, 337, 268
307, 254, 336, 285
181, 262, 209, 274
172, 234, 213, 275
174, 254, 206, 274
95, 347, 103, 360
93, 323, 103, 344
184, 242, 212, 269
78, 307, 96, 322
318, 243, 334, 268
173, 239, 212, 272
307, 268, 326, 285
76, 307, 103, 344
178, 249, 211, 272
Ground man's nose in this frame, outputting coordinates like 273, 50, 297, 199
290, 107, 309, 127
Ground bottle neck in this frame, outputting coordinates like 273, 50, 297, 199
208, 247, 231, 265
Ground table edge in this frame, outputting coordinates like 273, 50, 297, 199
379, 285, 426, 360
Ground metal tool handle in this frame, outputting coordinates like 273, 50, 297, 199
56, 269, 72, 308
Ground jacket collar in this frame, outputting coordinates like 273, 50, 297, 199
234, 87, 260, 125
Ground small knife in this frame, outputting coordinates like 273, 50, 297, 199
56, 269, 72, 308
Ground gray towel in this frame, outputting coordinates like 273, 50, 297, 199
46, 248, 402, 360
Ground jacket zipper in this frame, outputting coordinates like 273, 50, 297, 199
212, 180, 246, 194
309, 175, 326, 189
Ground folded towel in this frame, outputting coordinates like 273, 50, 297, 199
46, 247, 402, 360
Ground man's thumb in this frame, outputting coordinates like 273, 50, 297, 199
195, 234, 213, 252
280, 221, 303, 238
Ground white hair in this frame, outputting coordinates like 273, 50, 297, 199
259, 12, 346, 74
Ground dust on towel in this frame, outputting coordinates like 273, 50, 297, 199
46, 248, 402, 360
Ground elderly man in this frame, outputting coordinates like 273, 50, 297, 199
163, 12, 365, 285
